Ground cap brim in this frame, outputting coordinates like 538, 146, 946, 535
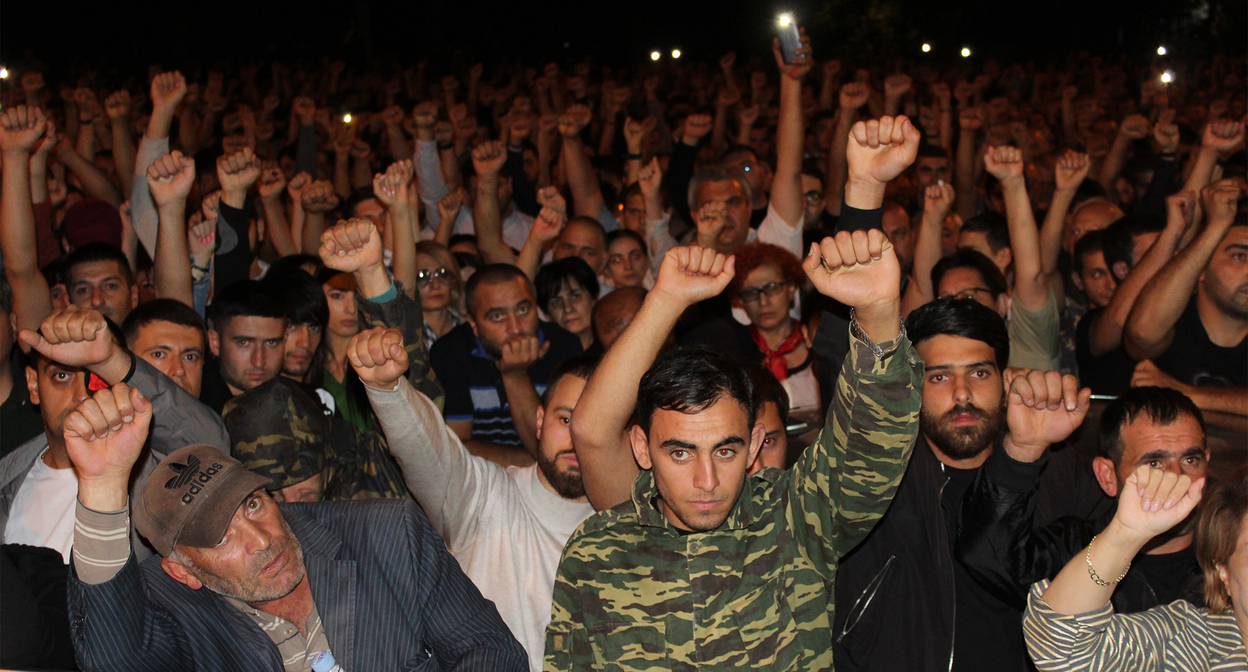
175, 468, 274, 550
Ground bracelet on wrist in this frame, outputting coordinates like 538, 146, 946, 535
1085, 534, 1131, 587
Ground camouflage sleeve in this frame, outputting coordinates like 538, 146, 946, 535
543, 539, 593, 671
356, 280, 445, 413
787, 326, 923, 569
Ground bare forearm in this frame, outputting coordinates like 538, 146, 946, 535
1090, 224, 1182, 356
111, 123, 136, 196
1097, 135, 1132, 193
772, 77, 805, 226
334, 157, 351, 199
59, 150, 121, 206
385, 125, 411, 162
473, 175, 515, 265
502, 374, 542, 458
1184, 385, 1248, 417
561, 137, 604, 218
261, 197, 297, 258
1041, 187, 1076, 276
903, 213, 943, 315
1, 150, 53, 332
955, 131, 978, 220
154, 204, 193, 306
826, 115, 853, 216
390, 204, 417, 294
1123, 228, 1224, 359
351, 157, 372, 190
1042, 519, 1142, 615
302, 212, 327, 255
1001, 178, 1048, 310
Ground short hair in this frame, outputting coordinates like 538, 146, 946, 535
122, 299, 207, 347
906, 298, 1011, 370
959, 211, 1011, 253
720, 144, 760, 165
931, 248, 1009, 299
463, 263, 531, 316
688, 165, 753, 213
265, 269, 328, 327
266, 254, 323, 279
800, 158, 825, 184
535, 257, 600, 314
206, 279, 286, 332
64, 241, 133, 286
917, 144, 950, 161
1071, 177, 1107, 210
1072, 229, 1108, 275
343, 187, 379, 218
634, 345, 759, 435
562, 216, 607, 247
1196, 468, 1248, 614
726, 242, 805, 302
605, 229, 647, 255
0, 276, 11, 315
1101, 213, 1165, 277
541, 352, 601, 406
1096, 386, 1205, 465
752, 364, 790, 426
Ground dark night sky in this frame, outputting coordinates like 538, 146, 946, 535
1, 0, 1242, 75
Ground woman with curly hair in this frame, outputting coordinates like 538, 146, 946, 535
727, 241, 820, 412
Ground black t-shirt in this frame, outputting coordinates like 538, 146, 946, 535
1155, 296, 1248, 387
943, 464, 1029, 672
1, 350, 43, 458
1132, 544, 1200, 606
1075, 307, 1137, 396
430, 321, 582, 446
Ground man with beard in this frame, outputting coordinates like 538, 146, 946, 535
957, 386, 1210, 620
349, 326, 594, 671
65, 383, 527, 672
1123, 181, 1247, 416
834, 298, 1101, 672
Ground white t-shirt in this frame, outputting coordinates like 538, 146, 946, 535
4, 450, 79, 563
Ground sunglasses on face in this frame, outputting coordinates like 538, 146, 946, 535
416, 267, 454, 287
804, 190, 824, 203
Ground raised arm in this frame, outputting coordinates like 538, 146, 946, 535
516, 188, 568, 280
557, 105, 605, 219
104, 91, 136, 197
146, 151, 196, 306
1097, 114, 1150, 197
954, 106, 982, 221
131, 72, 187, 259
256, 165, 297, 258
901, 181, 955, 316
825, 83, 867, 217
572, 246, 735, 511
1123, 180, 1242, 360
0, 105, 54, 336
770, 28, 811, 228
374, 159, 418, 294
1041, 151, 1090, 308
470, 140, 518, 265
983, 145, 1050, 310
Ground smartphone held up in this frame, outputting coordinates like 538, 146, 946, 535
776, 13, 802, 64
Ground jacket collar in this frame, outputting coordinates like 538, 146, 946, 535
630, 468, 760, 533
282, 506, 358, 671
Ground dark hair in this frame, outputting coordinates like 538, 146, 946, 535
1072, 229, 1108, 275
563, 216, 607, 245
931, 248, 1009, 299
906, 298, 1011, 370
542, 352, 601, 406
688, 165, 752, 212
1097, 386, 1205, 465
121, 298, 207, 347
535, 257, 600, 314
1101, 213, 1165, 280
265, 269, 329, 327
64, 241, 133, 286
605, 229, 647, 255
41, 258, 66, 289
752, 363, 790, 426
344, 187, 379, 218
267, 254, 323, 280
206, 279, 286, 332
634, 345, 759, 435
959, 211, 1011, 254
720, 143, 760, 164
0, 276, 11, 315
917, 144, 950, 161
1072, 177, 1107, 210
464, 263, 531, 316
800, 158, 825, 184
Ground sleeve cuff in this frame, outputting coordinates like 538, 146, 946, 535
835, 202, 885, 233
73, 500, 133, 585
366, 281, 398, 303
985, 440, 1050, 491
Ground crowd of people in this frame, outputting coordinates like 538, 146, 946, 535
0, 25, 1245, 672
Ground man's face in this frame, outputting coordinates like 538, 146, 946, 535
271, 471, 327, 504
722, 151, 766, 195
593, 291, 645, 350
1109, 415, 1208, 495
352, 198, 388, 239
800, 174, 825, 224
916, 335, 1005, 462
695, 180, 752, 254
469, 278, 539, 360
915, 157, 950, 189
534, 374, 588, 499
630, 397, 764, 532
169, 491, 306, 604
1076, 249, 1118, 309
883, 205, 914, 272
1201, 226, 1248, 320
620, 193, 646, 235
130, 320, 206, 398
606, 236, 650, 289
749, 401, 787, 474
937, 267, 1005, 317
209, 316, 287, 396
26, 357, 90, 447
282, 323, 323, 379
68, 260, 137, 324
553, 222, 606, 275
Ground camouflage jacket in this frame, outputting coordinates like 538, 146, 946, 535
543, 331, 924, 671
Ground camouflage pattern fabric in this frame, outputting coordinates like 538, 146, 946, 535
223, 377, 328, 490
543, 331, 924, 671
358, 280, 444, 413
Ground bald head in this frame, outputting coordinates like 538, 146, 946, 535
1067, 199, 1123, 254
554, 217, 607, 275
592, 287, 647, 349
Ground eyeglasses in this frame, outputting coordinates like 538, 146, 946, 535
939, 287, 994, 302
739, 281, 790, 304
804, 190, 824, 203
416, 267, 454, 287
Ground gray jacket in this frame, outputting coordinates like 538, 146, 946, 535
0, 356, 230, 560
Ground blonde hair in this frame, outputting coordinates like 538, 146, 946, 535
416, 241, 464, 311
1196, 467, 1247, 614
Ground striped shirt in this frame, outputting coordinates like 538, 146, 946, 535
1024, 580, 1247, 671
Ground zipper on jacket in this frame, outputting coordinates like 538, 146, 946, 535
938, 463, 955, 672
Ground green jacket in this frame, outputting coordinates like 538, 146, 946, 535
543, 330, 923, 671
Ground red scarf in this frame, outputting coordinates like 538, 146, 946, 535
750, 319, 804, 381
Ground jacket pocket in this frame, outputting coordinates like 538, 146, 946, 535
728, 573, 796, 668
588, 622, 667, 671
838, 554, 894, 642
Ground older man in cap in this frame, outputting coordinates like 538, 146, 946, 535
64, 382, 526, 672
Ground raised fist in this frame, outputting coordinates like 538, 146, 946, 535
1054, 151, 1090, 190
1002, 368, 1091, 460
653, 246, 736, 307
257, 164, 287, 201
1203, 118, 1245, 152
683, 113, 713, 143
347, 327, 409, 390
803, 229, 900, 309
0, 105, 48, 154
846, 115, 922, 186
146, 151, 196, 207
104, 91, 131, 121
1118, 114, 1150, 139
63, 384, 153, 486
839, 82, 868, 111
150, 72, 187, 112
216, 147, 262, 200
884, 73, 912, 99
959, 106, 983, 131
301, 180, 340, 214
319, 217, 383, 273
983, 144, 1024, 182
557, 104, 593, 139
471, 140, 508, 176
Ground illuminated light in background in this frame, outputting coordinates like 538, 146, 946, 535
778, 13, 793, 27
0, 68, 8, 79
1160, 70, 1174, 84
961, 47, 971, 58
650, 51, 661, 61
343, 113, 352, 123
1157, 46, 1167, 56
671, 49, 681, 59
922, 43, 931, 53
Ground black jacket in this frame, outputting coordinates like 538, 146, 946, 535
956, 447, 1204, 614
833, 438, 1110, 672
